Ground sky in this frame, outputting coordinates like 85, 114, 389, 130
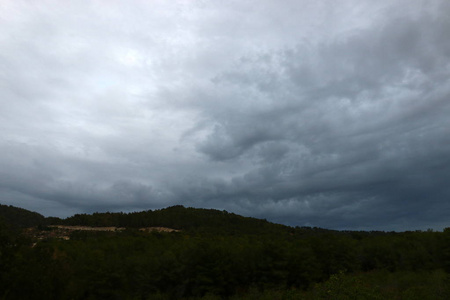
1, 0, 449, 231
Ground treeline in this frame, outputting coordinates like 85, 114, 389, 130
1, 204, 450, 299
61, 205, 294, 236
0, 204, 47, 228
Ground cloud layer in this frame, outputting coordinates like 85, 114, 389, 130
1, 0, 449, 230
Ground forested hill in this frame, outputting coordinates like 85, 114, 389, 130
0, 204, 47, 228
0, 203, 331, 236
2, 203, 450, 299
0, 203, 291, 234
61, 205, 310, 235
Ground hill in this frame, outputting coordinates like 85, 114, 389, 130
0, 203, 336, 237
61, 205, 298, 235
0, 204, 47, 228
0, 203, 328, 237
1, 203, 450, 299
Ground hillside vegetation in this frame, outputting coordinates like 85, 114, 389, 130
0, 204, 47, 228
1, 204, 450, 299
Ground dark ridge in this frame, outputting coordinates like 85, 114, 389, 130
0, 203, 367, 236
1, 203, 449, 299
0, 204, 47, 228
61, 205, 296, 235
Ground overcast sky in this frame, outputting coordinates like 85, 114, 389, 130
1, 0, 449, 231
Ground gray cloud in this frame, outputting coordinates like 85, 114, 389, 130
1, 0, 449, 230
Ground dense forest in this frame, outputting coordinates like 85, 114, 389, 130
1, 203, 450, 299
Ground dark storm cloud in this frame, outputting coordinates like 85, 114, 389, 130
188, 3, 450, 230
0, 0, 449, 230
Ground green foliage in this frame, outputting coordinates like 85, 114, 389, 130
303, 270, 450, 300
0, 204, 47, 228
442, 227, 450, 273
1, 203, 449, 299
62, 205, 289, 236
